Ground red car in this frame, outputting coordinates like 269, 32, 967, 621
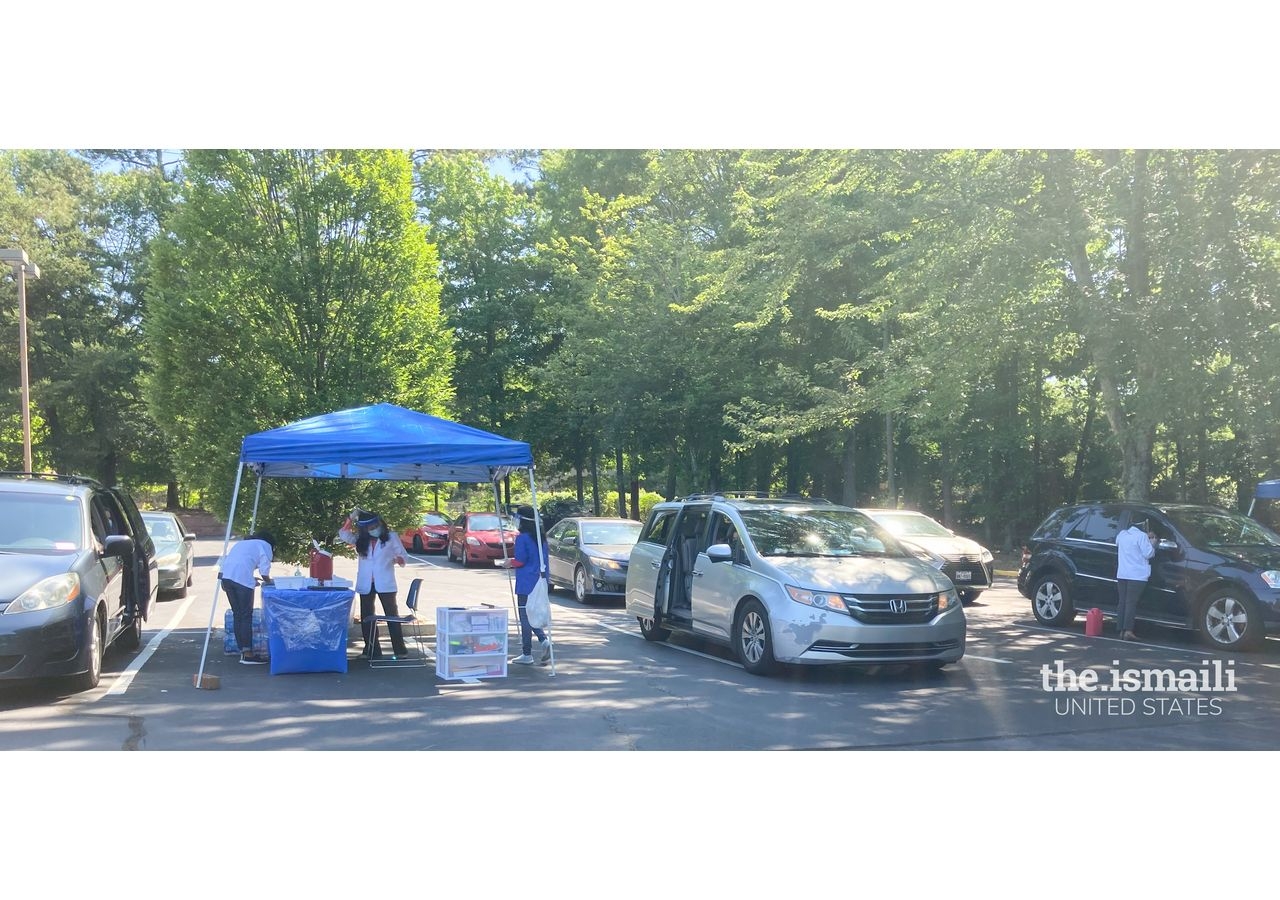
446, 512, 518, 566
400, 512, 452, 554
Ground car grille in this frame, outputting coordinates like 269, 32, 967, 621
845, 593, 938, 624
942, 554, 990, 586
484, 541, 514, 552
809, 639, 961, 659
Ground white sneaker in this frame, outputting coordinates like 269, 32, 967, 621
511, 654, 536, 665
538, 640, 552, 664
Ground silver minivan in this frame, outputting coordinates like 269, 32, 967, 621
625, 495, 966, 675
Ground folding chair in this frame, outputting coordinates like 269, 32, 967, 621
368, 578, 430, 668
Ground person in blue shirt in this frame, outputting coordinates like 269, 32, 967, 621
507, 505, 551, 665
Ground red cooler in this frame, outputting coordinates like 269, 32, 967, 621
310, 548, 333, 581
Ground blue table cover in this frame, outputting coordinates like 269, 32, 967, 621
261, 587, 355, 675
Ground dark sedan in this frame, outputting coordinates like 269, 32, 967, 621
546, 517, 643, 602
142, 511, 195, 597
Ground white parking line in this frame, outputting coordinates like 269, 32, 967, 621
1018, 622, 1280, 669
597, 621, 744, 669
98, 590, 201, 700
965, 654, 1014, 664
406, 553, 447, 568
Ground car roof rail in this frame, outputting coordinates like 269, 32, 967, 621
675, 490, 835, 504
0, 470, 102, 487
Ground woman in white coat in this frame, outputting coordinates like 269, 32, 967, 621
338, 509, 409, 659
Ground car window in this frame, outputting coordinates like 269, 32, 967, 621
468, 514, 515, 531
93, 493, 129, 538
560, 520, 579, 543
144, 515, 180, 542
677, 507, 712, 553
1066, 509, 1124, 542
739, 507, 900, 557
547, 521, 567, 542
1032, 506, 1085, 541
422, 513, 450, 526
581, 520, 642, 545
641, 510, 677, 546
873, 513, 951, 538
1164, 508, 1280, 548
0, 490, 84, 551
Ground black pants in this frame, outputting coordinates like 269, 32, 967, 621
360, 590, 406, 655
221, 578, 255, 653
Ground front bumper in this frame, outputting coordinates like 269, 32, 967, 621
157, 565, 185, 591
0, 602, 91, 681
770, 604, 966, 666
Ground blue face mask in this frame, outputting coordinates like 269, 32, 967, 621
370, 526, 384, 538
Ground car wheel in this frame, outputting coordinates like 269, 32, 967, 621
413, 535, 424, 553
71, 609, 104, 693
960, 590, 982, 605
1200, 590, 1263, 651
1031, 574, 1075, 626
734, 599, 777, 676
638, 616, 670, 642
186, 567, 193, 587
447, 542, 456, 562
461, 545, 471, 567
574, 566, 590, 603
118, 612, 143, 652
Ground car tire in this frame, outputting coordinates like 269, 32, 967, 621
118, 612, 143, 652
461, 545, 471, 567
413, 535, 424, 553
574, 566, 590, 604
1200, 590, 1263, 651
186, 568, 193, 587
960, 590, 982, 605
1031, 573, 1075, 626
71, 609, 104, 693
638, 616, 670, 642
447, 542, 456, 562
734, 599, 777, 676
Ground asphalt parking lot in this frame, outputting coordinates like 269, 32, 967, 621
1, 528, 1278, 751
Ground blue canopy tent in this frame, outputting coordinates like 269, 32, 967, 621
195, 403, 552, 686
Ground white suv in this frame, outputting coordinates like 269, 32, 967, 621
624, 494, 966, 675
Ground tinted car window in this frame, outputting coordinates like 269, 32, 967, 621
1032, 506, 1084, 541
422, 513, 450, 526
1164, 508, 1280, 548
641, 510, 677, 546
581, 520, 642, 544
1066, 509, 1124, 542
0, 491, 83, 550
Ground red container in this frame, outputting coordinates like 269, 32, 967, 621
309, 549, 333, 581
1085, 607, 1104, 637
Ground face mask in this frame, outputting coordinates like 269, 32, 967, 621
370, 526, 384, 538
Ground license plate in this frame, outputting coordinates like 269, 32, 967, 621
954, 569, 972, 582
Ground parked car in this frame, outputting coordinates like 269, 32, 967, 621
401, 511, 452, 554
0, 473, 158, 692
447, 512, 518, 566
859, 508, 994, 604
546, 516, 643, 602
1018, 501, 1280, 650
142, 511, 195, 598
625, 493, 965, 675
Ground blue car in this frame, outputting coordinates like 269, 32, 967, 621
0, 473, 158, 692
1019, 502, 1280, 650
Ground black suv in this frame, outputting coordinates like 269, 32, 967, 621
0, 473, 158, 691
1019, 502, 1280, 650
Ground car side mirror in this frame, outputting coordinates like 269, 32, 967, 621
706, 543, 733, 563
1156, 538, 1180, 557
103, 534, 135, 559
184, 533, 196, 542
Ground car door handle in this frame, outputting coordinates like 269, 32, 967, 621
651, 561, 660, 569
692, 570, 703, 577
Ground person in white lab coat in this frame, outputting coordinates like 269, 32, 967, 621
338, 509, 409, 658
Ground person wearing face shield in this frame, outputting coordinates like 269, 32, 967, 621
338, 508, 409, 659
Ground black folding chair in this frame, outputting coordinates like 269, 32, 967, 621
368, 578, 430, 668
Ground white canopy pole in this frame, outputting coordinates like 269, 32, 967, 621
494, 477, 517, 624
195, 461, 246, 687
528, 464, 554, 676
248, 469, 265, 532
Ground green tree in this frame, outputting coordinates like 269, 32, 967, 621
146, 149, 453, 560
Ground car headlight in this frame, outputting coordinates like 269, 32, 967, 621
1262, 570, 1280, 589
936, 588, 961, 613
902, 542, 946, 570
590, 557, 623, 572
466, 536, 482, 546
4, 573, 81, 615
785, 585, 849, 613
980, 549, 994, 564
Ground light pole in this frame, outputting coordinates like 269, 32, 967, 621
0, 248, 40, 473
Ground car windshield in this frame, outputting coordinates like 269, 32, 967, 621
1164, 509, 1280, 548
581, 521, 643, 545
738, 507, 905, 557
144, 515, 181, 543
469, 514, 516, 531
421, 513, 450, 526
0, 492, 83, 551
871, 512, 952, 538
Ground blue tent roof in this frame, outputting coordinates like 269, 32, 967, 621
239, 403, 532, 482
1257, 480, 1280, 500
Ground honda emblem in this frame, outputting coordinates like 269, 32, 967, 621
888, 598, 908, 614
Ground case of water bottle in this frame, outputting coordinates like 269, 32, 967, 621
223, 607, 270, 655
